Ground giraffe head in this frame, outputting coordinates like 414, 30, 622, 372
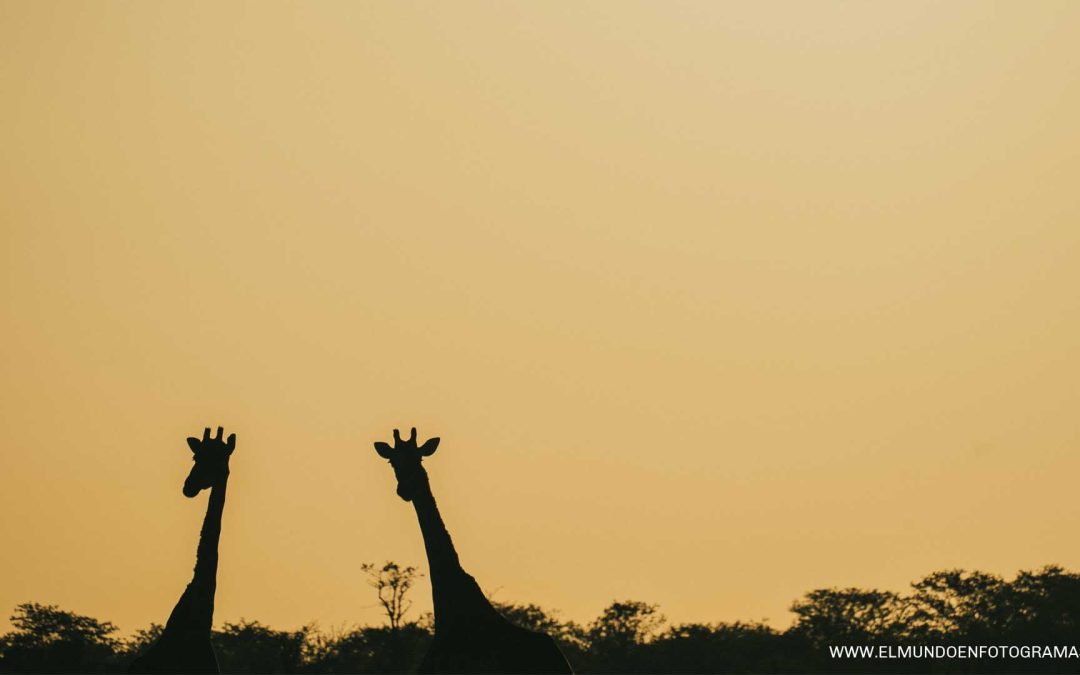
183, 426, 236, 497
374, 427, 440, 502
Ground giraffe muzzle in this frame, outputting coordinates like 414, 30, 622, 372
183, 471, 207, 498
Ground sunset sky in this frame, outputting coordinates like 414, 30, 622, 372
2, 1, 1080, 636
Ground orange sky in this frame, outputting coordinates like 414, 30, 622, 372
2, 1, 1080, 636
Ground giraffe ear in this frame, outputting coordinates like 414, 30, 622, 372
419, 437, 440, 456
375, 441, 393, 459
186, 437, 200, 453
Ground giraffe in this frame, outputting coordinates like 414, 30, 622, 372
129, 426, 236, 674
373, 427, 573, 674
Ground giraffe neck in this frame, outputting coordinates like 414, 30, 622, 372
411, 468, 503, 631
158, 473, 228, 643
192, 474, 228, 589
411, 470, 461, 579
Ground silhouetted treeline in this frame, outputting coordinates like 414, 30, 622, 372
4, 565, 1080, 673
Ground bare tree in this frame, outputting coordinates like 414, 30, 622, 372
361, 561, 422, 630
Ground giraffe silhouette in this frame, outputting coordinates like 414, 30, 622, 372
374, 427, 573, 674
129, 426, 236, 674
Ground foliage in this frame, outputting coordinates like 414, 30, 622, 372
0, 603, 121, 673
581, 600, 666, 672
212, 620, 310, 673
302, 623, 430, 673
5, 565, 1080, 673
644, 621, 804, 674
790, 588, 911, 645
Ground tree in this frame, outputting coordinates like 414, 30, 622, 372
644, 621, 800, 674
6, 563, 1080, 673
0, 602, 121, 673
906, 569, 1007, 640
585, 600, 666, 672
302, 624, 431, 674
790, 588, 909, 647
360, 562, 421, 631
1004, 565, 1080, 642
588, 600, 665, 648
211, 619, 310, 673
